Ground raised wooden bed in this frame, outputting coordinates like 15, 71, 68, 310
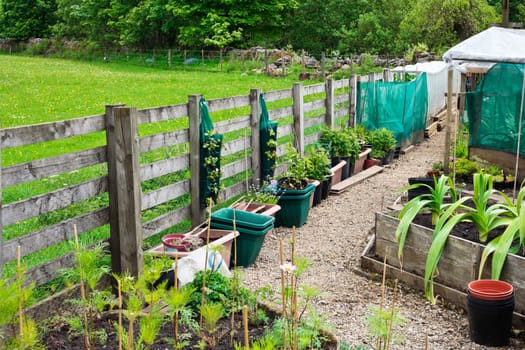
361, 212, 525, 327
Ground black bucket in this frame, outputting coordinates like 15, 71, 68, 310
467, 293, 514, 346
312, 184, 322, 206
321, 178, 331, 200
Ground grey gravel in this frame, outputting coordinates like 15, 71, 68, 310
240, 130, 524, 349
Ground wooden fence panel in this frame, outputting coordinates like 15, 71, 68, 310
0, 76, 369, 286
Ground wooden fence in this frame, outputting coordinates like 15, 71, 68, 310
0, 76, 367, 288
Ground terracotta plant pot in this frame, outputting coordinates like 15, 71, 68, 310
468, 280, 513, 301
364, 158, 381, 169
162, 234, 191, 252
330, 160, 347, 185
353, 148, 371, 174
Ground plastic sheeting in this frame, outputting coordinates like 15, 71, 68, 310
465, 63, 525, 156
356, 73, 428, 145
443, 27, 525, 65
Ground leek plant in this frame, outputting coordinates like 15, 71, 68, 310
395, 175, 459, 265
467, 173, 507, 242
479, 186, 525, 280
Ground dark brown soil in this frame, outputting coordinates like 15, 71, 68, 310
412, 212, 508, 245
41, 309, 337, 349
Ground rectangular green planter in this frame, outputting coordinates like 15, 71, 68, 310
275, 183, 315, 228
211, 208, 275, 230
210, 221, 273, 267
210, 208, 275, 267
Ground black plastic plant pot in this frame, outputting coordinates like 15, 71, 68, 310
407, 177, 435, 200
467, 293, 514, 346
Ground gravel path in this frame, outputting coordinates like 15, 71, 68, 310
241, 130, 524, 350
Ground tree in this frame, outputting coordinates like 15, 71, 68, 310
53, 0, 122, 46
166, 0, 298, 48
113, 0, 179, 47
0, 0, 57, 40
399, 0, 499, 55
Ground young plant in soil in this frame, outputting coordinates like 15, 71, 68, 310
60, 230, 114, 349
0, 247, 42, 349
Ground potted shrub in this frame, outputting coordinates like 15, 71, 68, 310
274, 144, 316, 227
304, 144, 332, 204
366, 128, 397, 165
320, 125, 361, 179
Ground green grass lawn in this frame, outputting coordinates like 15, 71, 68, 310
0, 54, 310, 128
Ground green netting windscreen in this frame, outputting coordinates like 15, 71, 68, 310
259, 93, 278, 181
199, 97, 223, 208
356, 73, 428, 144
465, 63, 525, 157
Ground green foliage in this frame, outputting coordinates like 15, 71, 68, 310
278, 143, 310, 189
479, 186, 525, 280
365, 304, 406, 349
423, 197, 472, 303
468, 173, 507, 242
304, 144, 332, 181
399, 0, 498, 54
0, 0, 56, 40
319, 125, 360, 161
186, 270, 255, 316
244, 181, 281, 204
62, 241, 115, 347
0, 262, 42, 349
367, 128, 397, 157
396, 175, 459, 257
454, 158, 481, 181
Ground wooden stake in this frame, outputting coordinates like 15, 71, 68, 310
279, 239, 287, 348
17, 246, 23, 339
243, 305, 249, 349
73, 224, 91, 350
118, 279, 122, 350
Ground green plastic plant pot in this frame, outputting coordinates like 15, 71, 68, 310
211, 208, 275, 230
275, 184, 315, 228
210, 221, 273, 267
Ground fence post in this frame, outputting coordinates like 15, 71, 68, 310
188, 94, 204, 228
105, 105, 143, 277
321, 52, 326, 80
325, 79, 335, 128
168, 49, 172, 68
264, 49, 269, 75
383, 68, 391, 82
349, 74, 357, 128
250, 89, 262, 185
292, 82, 305, 155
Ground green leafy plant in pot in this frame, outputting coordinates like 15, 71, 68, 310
277, 143, 309, 190
319, 125, 360, 179
304, 144, 332, 203
366, 128, 397, 165
275, 144, 316, 227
